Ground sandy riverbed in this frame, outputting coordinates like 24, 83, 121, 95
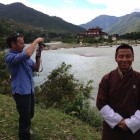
43, 41, 140, 51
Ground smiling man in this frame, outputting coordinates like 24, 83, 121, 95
96, 43, 140, 140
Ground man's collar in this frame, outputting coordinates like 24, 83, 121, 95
117, 67, 132, 79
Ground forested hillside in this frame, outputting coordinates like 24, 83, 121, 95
0, 2, 86, 34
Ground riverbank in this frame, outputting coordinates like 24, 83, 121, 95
44, 42, 114, 50
44, 40, 140, 50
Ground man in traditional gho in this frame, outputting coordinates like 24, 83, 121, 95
96, 44, 140, 140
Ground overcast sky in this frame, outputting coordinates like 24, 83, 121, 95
0, 0, 140, 25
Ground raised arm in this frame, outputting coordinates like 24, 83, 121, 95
25, 37, 44, 57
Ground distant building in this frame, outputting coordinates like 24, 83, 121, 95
112, 36, 117, 41
78, 27, 108, 39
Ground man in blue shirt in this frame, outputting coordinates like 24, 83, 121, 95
5, 33, 44, 140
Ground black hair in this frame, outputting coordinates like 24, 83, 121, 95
6, 33, 23, 48
115, 43, 134, 58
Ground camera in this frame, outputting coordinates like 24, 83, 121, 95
36, 42, 46, 57
38, 42, 46, 48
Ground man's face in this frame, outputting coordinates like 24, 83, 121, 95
115, 49, 134, 72
14, 37, 25, 52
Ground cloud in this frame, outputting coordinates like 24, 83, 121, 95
0, 0, 27, 4
86, 0, 140, 13
86, 0, 109, 5
64, 0, 74, 4
34, 0, 140, 25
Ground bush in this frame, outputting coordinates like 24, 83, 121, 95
79, 104, 102, 130
36, 62, 93, 110
35, 62, 102, 129
0, 52, 11, 95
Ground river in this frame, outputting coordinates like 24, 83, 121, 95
32, 44, 140, 103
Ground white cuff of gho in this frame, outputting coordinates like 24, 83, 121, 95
100, 105, 123, 129
125, 110, 140, 134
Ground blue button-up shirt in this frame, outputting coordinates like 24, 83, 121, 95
5, 50, 35, 95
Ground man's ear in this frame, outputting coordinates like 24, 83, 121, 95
11, 42, 15, 46
11, 42, 16, 49
132, 56, 134, 62
115, 57, 117, 62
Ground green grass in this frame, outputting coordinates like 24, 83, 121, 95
0, 94, 101, 140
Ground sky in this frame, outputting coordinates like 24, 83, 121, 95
0, 0, 140, 25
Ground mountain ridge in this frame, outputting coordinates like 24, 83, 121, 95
0, 2, 86, 34
0, 2, 140, 35
80, 12, 140, 35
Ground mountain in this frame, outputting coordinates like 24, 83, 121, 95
80, 15, 118, 31
1, 2, 140, 35
0, 2, 86, 34
105, 12, 140, 35
80, 12, 140, 35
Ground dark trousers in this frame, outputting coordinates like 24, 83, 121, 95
13, 93, 34, 140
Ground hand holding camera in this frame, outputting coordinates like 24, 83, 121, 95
38, 42, 46, 48
36, 42, 46, 58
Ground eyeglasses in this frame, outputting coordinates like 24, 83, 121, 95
7, 33, 23, 43
12, 33, 23, 40
13, 33, 20, 37
16, 33, 20, 36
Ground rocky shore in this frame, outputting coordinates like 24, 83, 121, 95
44, 43, 79, 50
43, 40, 140, 50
